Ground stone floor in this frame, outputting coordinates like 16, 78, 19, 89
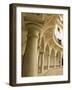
38, 67, 63, 76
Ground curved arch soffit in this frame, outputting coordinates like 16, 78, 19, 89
41, 37, 44, 50
56, 51, 61, 57
45, 44, 49, 53
51, 48, 55, 56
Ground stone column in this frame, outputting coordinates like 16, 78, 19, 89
41, 52, 44, 73
54, 55, 57, 68
54, 52, 57, 68
60, 52, 63, 67
48, 49, 51, 69
48, 54, 51, 69
22, 25, 39, 77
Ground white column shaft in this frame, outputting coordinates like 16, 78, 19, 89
22, 29, 39, 76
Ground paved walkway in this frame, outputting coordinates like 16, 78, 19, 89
38, 67, 63, 76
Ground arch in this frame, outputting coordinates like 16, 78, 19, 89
50, 48, 55, 67
38, 37, 44, 73
60, 53, 63, 67
62, 56, 63, 66
44, 44, 49, 70
56, 51, 61, 67
40, 37, 44, 51
38, 32, 40, 49
38, 52, 43, 73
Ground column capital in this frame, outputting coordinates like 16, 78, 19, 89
40, 51, 44, 54
26, 23, 42, 38
27, 30, 39, 38
55, 55, 57, 57
48, 54, 50, 56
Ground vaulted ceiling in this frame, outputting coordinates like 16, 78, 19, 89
22, 13, 63, 52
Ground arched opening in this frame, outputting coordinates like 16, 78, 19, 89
44, 44, 49, 70
38, 37, 44, 73
38, 53, 43, 73
56, 51, 61, 67
61, 54, 63, 67
50, 48, 55, 67
40, 37, 44, 51
62, 57, 63, 66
